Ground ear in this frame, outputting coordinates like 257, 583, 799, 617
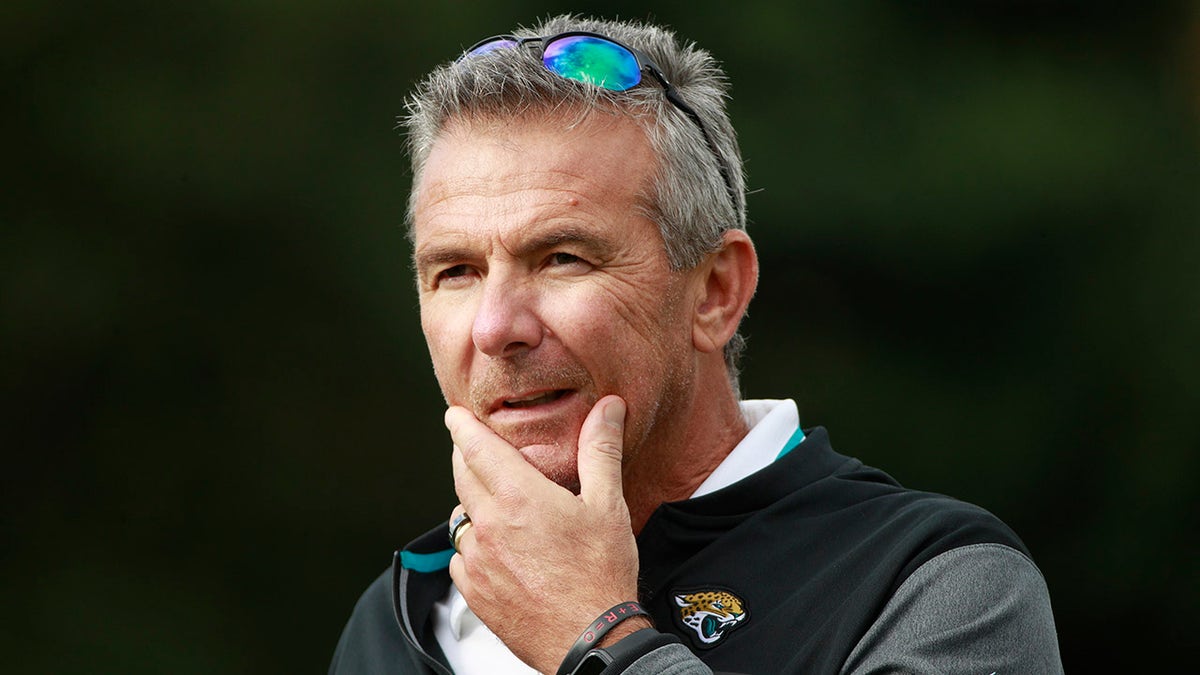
691, 229, 759, 355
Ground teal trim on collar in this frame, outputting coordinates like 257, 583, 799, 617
400, 548, 454, 573
776, 427, 806, 460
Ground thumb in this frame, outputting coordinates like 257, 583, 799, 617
577, 395, 627, 506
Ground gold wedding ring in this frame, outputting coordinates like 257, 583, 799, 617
449, 512, 472, 553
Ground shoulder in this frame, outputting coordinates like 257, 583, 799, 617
792, 434, 1033, 579
330, 569, 411, 674
870, 488, 1031, 582
786, 446, 1033, 587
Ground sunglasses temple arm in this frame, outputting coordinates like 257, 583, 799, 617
662, 88, 739, 214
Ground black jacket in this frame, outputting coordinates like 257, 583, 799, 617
330, 428, 1055, 674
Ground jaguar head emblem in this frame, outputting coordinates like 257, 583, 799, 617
674, 589, 748, 647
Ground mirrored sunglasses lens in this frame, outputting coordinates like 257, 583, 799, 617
543, 35, 640, 91
467, 38, 519, 56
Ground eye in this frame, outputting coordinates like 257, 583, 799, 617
544, 251, 594, 274
433, 264, 477, 287
548, 252, 583, 266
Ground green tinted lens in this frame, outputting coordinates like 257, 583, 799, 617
542, 35, 641, 91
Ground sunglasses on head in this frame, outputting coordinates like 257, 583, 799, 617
459, 31, 738, 212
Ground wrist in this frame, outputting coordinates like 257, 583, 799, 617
595, 616, 653, 649
556, 602, 651, 675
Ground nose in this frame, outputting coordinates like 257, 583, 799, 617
471, 272, 543, 357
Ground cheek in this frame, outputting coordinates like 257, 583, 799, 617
562, 289, 692, 376
420, 305, 475, 389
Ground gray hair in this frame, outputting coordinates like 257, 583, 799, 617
402, 14, 749, 386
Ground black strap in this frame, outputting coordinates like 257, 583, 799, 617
576, 628, 677, 674
557, 602, 651, 675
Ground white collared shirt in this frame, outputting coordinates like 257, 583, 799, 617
431, 399, 802, 674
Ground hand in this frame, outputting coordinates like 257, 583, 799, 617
446, 395, 649, 673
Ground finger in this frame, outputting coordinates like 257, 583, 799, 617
451, 446, 492, 514
448, 550, 470, 593
577, 395, 627, 507
444, 406, 545, 492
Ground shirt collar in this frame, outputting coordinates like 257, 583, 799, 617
689, 399, 801, 498
445, 584, 475, 640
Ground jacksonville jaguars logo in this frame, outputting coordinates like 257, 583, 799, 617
672, 587, 748, 648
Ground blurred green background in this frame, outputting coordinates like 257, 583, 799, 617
4, 1, 1197, 671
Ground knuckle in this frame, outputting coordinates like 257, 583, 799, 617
493, 482, 525, 508
590, 438, 623, 461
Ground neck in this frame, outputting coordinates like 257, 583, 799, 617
622, 382, 749, 534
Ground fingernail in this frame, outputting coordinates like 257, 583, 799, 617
604, 398, 626, 426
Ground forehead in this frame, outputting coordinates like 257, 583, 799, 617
411, 112, 659, 246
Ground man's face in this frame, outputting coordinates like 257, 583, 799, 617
412, 113, 701, 490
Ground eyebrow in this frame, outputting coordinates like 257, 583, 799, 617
413, 246, 471, 273
414, 223, 616, 273
514, 225, 613, 259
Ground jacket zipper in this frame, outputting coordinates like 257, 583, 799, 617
392, 553, 454, 674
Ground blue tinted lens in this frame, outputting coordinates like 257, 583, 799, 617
542, 35, 641, 91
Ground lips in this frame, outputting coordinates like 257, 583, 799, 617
469, 356, 593, 420
501, 389, 570, 409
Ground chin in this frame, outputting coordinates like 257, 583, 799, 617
517, 442, 582, 493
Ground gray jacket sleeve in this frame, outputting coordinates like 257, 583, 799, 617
620, 643, 714, 674
841, 543, 1064, 675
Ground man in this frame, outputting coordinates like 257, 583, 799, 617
331, 15, 1063, 675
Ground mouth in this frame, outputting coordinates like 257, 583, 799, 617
497, 389, 571, 411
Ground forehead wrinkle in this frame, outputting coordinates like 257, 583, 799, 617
416, 166, 615, 215
418, 168, 623, 234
